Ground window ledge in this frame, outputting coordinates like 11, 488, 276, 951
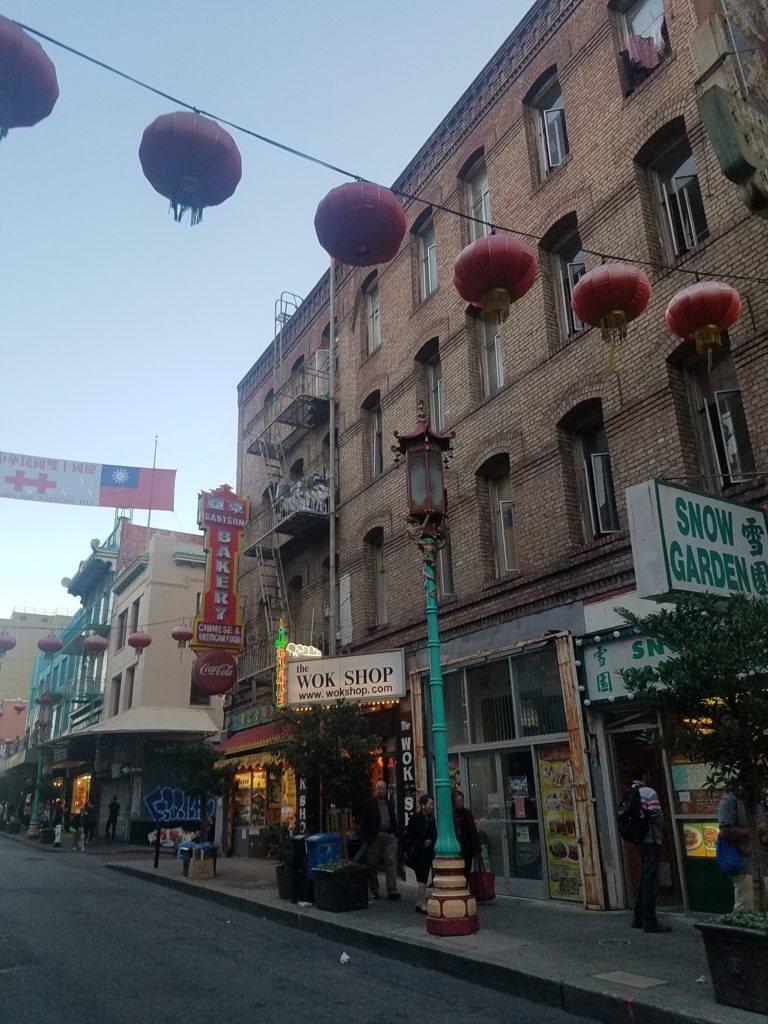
367, 623, 389, 635
361, 345, 382, 368
414, 287, 440, 315
568, 531, 629, 559
482, 571, 525, 594
532, 152, 572, 195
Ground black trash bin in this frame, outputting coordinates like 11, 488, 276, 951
181, 846, 192, 877
290, 835, 314, 904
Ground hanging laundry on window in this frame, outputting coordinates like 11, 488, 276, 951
627, 34, 660, 70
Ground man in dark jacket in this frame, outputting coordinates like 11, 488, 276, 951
360, 780, 401, 900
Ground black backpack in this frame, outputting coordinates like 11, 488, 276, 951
616, 784, 648, 844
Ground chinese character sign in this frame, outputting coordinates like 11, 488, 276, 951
0, 450, 175, 511
192, 485, 248, 652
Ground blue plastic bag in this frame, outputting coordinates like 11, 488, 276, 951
715, 834, 744, 875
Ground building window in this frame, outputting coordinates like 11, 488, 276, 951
366, 280, 381, 354
542, 214, 586, 338
116, 610, 127, 651
419, 220, 438, 300
563, 401, 621, 539
437, 539, 454, 598
428, 356, 444, 432
685, 347, 755, 487
111, 675, 122, 717
466, 162, 492, 241
481, 318, 504, 397
125, 666, 135, 709
363, 391, 384, 480
479, 455, 518, 577
366, 529, 388, 626
528, 70, 569, 178
651, 136, 708, 258
618, 0, 668, 95
189, 675, 211, 706
130, 598, 140, 634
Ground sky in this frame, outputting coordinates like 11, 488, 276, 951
0, 0, 530, 619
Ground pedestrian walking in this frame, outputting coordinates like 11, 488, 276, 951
106, 795, 120, 841
625, 767, 671, 934
74, 807, 86, 852
83, 799, 97, 844
452, 790, 480, 882
717, 792, 768, 911
360, 780, 401, 901
404, 794, 436, 914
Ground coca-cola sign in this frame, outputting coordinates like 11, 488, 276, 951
193, 649, 238, 695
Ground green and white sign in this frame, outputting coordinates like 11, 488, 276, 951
580, 632, 676, 703
627, 480, 768, 601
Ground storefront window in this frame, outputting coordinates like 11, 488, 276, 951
466, 661, 515, 743
513, 647, 566, 736
503, 750, 543, 881
71, 773, 91, 813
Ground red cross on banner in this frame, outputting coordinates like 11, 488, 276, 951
4, 470, 58, 495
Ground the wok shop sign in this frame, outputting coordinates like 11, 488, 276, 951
628, 480, 768, 601
285, 650, 406, 706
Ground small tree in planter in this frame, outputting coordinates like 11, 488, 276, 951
620, 592, 768, 1014
270, 700, 381, 834
175, 738, 236, 848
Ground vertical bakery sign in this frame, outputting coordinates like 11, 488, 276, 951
192, 484, 249, 651
537, 743, 584, 902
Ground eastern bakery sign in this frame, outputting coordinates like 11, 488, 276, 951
627, 479, 768, 601
192, 484, 248, 651
285, 650, 406, 706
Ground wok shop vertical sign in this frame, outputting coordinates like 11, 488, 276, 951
397, 709, 416, 836
192, 485, 249, 651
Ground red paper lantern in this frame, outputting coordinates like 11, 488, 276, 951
171, 625, 194, 649
0, 16, 59, 141
193, 649, 237, 695
38, 634, 63, 658
570, 264, 652, 350
139, 111, 242, 225
0, 632, 17, 656
665, 281, 741, 355
83, 635, 109, 655
314, 181, 406, 267
453, 234, 537, 321
128, 631, 153, 655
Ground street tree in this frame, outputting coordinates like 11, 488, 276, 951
175, 738, 235, 843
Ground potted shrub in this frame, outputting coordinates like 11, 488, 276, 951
312, 857, 369, 912
620, 592, 768, 1015
265, 822, 293, 899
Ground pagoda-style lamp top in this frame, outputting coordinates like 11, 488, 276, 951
393, 401, 453, 524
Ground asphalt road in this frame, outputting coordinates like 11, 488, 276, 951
0, 840, 599, 1024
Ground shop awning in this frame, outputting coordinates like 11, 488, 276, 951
79, 707, 221, 735
215, 721, 282, 755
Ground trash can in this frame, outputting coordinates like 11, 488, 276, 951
181, 845, 192, 877
305, 833, 342, 878
290, 835, 314, 904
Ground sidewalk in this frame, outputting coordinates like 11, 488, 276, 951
2, 830, 758, 1024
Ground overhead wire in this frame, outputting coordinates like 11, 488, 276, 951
12, 19, 768, 288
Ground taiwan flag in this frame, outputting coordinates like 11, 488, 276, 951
99, 465, 176, 511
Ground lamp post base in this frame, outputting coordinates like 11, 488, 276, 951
26, 821, 41, 840
426, 856, 480, 936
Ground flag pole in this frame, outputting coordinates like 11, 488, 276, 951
146, 435, 158, 531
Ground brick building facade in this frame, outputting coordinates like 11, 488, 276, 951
234, 0, 768, 908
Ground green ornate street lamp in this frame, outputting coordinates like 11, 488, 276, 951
394, 403, 479, 936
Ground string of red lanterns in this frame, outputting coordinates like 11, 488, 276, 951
0, 15, 59, 141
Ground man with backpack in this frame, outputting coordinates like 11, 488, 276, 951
617, 767, 671, 934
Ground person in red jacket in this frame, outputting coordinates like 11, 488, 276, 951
452, 790, 480, 881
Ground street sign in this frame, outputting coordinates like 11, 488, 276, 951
120, 766, 143, 776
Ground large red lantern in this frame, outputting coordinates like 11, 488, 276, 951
453, 234, 537, 321
0, 16, 59, 141
171, 625, 194, 649
314, 181, 406, 267
665, 281, 741, 355
193, 649, 237, 695
38, 634, 63, 659
570, 264, 652, 352
0, 632, 16, 657
128, 631, 153, 655
139, 111, 242, 225
83, 635, 109, 656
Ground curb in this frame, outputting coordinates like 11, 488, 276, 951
105, 864, 723, 1024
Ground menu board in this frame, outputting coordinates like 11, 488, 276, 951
537, 743, 583, 902
671, 761, 722, 816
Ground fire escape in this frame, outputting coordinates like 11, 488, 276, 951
237, 294, 331, 694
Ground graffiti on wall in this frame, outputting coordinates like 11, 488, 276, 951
143, 786, 217, 822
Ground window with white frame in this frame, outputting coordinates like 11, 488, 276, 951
419, 220, 438, 299
685, 347, 755, 488
530, 72, 569, 178
549, 229, 586, 336
367, 280, 380, 354
371, 404, 383, 478
466, 162, 492, 242
481, 318, 504, 397
478, 457, 518, 577
625, 0, 666, 47
651, 136, 708, 258
560, 400, 620, 540
428, 354, 444, 431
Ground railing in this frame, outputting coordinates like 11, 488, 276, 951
237, 640, 276, 682
244, 471, 330, 549
244, 350, 330, 443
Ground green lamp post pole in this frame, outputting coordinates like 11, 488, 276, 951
26, 743, 43, 840
394, 403, 479, 936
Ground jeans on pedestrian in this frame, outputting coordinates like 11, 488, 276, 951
106, 818, 117, 840
366, 832, 398, 896
633, 842, 661, 926
76, 827, 86, 852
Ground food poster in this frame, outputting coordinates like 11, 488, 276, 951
537, 743, 583, 902
682, 821, 719, 859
